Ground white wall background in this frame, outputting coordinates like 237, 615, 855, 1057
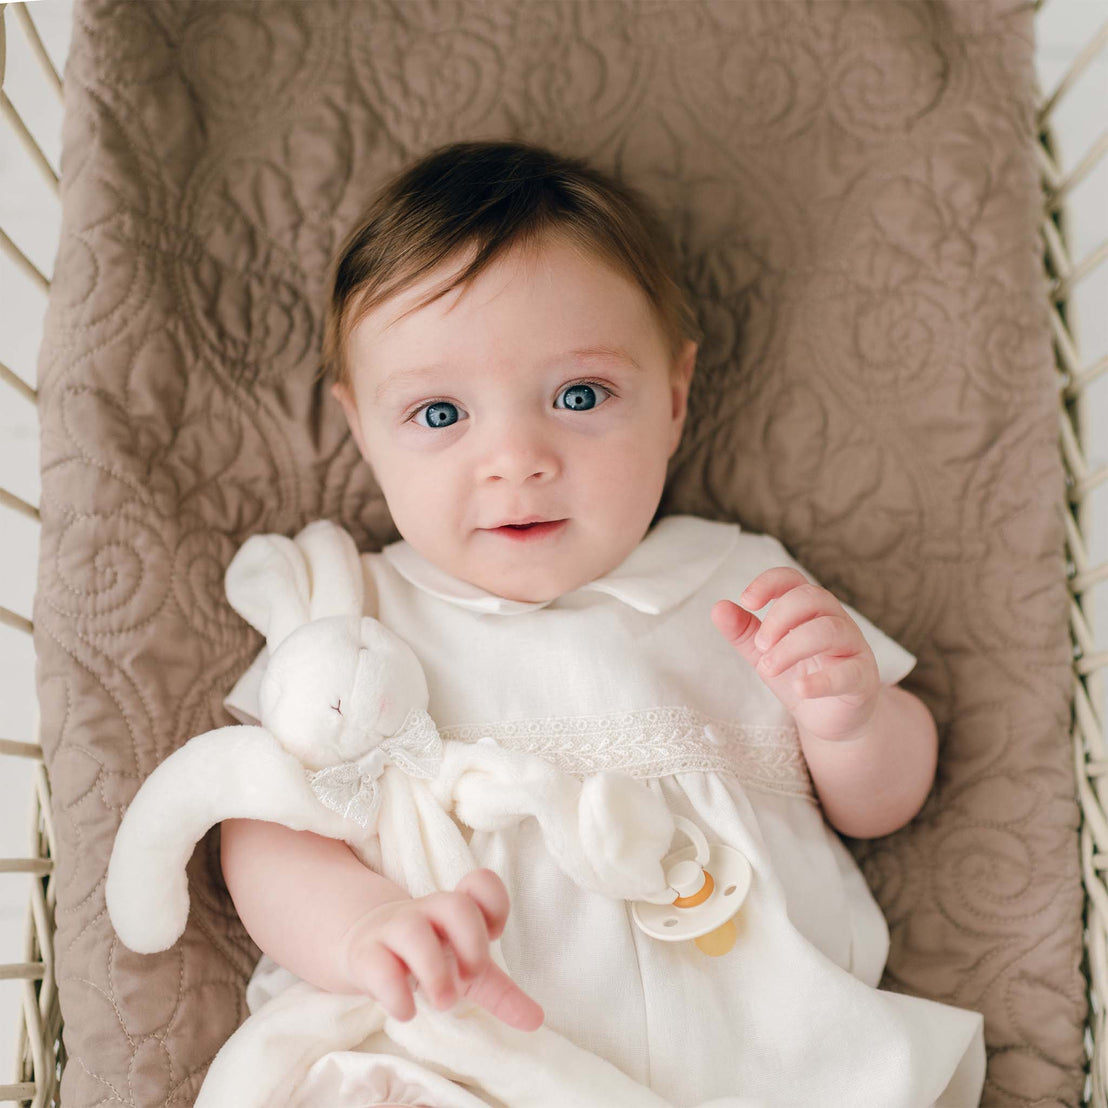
1, 0, 72, 1090
0, 0, 1105, 1092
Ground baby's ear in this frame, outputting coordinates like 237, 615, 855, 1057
332, 381, 372, 462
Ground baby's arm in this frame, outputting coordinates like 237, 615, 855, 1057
220, 818, 543, 1028
711, 569, 938, 839
791, 684, 937, 838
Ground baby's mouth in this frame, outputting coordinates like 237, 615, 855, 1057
488, 519, 568, 539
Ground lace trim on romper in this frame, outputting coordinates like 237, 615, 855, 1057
439, 704, 816, 800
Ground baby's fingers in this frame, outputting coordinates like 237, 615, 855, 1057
738, 567, 809, 612
464, 959, 545, 1032
389, 916, 457, 1012
421, 888, 491, 981
710, 598, 763, 670
359, 941, 417, 1021
454, 867, 511, 942
795, 656, 872, 701
757, 615, 858, 678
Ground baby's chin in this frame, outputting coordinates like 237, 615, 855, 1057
461, 558, 586, 605
468, 572, 569, 605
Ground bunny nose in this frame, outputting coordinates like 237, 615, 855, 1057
333, 650, 382, 758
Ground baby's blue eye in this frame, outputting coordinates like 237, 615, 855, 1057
556, 383, 609, 411
420, 402, 459, 428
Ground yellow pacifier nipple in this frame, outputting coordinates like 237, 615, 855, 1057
694, 917, 738, 957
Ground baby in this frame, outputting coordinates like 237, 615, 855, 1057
220, 139, 982, 1106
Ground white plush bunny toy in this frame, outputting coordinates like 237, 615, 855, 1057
105, 519, 677, 961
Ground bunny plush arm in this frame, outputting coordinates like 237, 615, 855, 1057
105, 725, 357, 953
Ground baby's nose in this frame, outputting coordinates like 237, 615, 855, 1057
476, 420, 560, 484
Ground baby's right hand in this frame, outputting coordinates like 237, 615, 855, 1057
336, 867, 544, 1032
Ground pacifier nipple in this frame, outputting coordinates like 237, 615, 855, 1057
668, 859, 714, 907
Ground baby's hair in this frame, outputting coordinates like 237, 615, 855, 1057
319, 139, 703, 391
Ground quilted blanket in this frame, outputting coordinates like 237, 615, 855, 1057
33, 1, 1081, 1104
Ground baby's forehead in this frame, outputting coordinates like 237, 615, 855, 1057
350, 243, 657, 361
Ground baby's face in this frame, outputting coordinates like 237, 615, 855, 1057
332, 234, 696, 604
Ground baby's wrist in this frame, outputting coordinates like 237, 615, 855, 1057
794, 693, 881, 746
333, 892, 411, 992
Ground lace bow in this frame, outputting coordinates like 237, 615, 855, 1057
306, 706, 443, 830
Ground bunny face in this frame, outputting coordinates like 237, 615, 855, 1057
257, 614, 430, 769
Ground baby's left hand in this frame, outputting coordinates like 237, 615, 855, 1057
710, 567, 880, 743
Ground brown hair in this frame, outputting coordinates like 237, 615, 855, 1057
320, 139, 702, 392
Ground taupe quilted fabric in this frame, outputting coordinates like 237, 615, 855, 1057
33, 1, 1082, 1104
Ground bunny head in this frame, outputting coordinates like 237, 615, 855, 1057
257, 613, 429, 769
224, 519, 430, 770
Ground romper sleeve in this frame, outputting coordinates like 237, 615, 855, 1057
752, 534, 917, 687
222, 644, 268, 726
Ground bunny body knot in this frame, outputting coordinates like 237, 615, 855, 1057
307, 706, 443, 830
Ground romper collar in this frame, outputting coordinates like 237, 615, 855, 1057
379, 514, 740, 616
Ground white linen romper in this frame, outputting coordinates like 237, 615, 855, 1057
224, 514, 985, 1106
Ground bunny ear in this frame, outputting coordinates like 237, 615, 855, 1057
224, 533, 312, 651
224, 520, 366, 652
292, 519, 365, 621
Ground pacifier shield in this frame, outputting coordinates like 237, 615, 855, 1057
631, 843, 752, 942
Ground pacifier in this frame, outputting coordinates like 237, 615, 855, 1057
630, 816, 751, 956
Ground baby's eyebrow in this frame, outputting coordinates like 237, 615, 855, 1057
373, 345, 640, 404
374, 363, 448, 404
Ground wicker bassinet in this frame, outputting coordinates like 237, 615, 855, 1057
2, 1, 1107, 1105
